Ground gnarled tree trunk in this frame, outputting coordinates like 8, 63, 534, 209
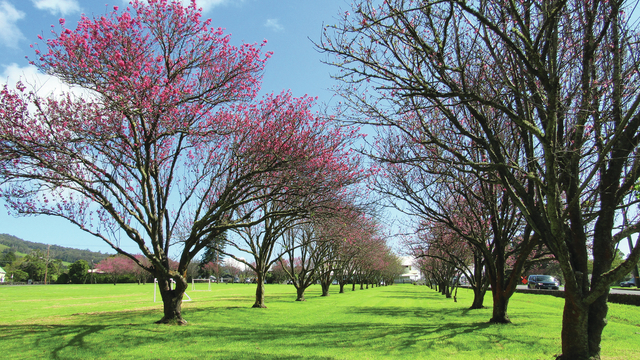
321, 280, 331, 296
155, 276, 188, 325
470, 287, 486, 310
489, 288, 510, 324
559, 291, 590, 359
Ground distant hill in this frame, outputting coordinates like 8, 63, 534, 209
0, 233, 110, 264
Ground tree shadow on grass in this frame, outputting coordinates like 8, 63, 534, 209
0, 313, 156, 359
346, 305, 483, 319
1, 304, 549, 359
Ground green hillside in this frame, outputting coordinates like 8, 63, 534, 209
0, 233, 110, 264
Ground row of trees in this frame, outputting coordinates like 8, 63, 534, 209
271, 208, 403, 302
319, 0, 640, 358
0, 0, 380, 324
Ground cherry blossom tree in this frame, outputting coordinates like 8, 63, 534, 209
414, 241, 461, 298
269, 258, 290, 284
131, 254, 152, 284
351, 229, 391, 289
96, 254, 134, 285
227, 193, 358, 307
329, 211, 379, 292
201, 261, 219, 279
395, 159, 548, 320
305, 204, 369, 296
320, 1, 640, 357
217, 115, 364, 307
360, 52, 561, 317
379, 250, 403, 287
280, 223, 328, 301
0, 0, 359, 325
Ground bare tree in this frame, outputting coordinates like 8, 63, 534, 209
320, 1, 640, 358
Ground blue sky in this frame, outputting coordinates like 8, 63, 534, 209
0, 0, 354, 255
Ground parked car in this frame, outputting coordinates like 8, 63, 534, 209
619, 280, 636, 287
527, 275, 560, 290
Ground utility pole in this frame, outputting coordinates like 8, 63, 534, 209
44, 244, 50, 285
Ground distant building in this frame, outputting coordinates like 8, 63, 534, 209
0, 266, 5, 282
395, 256, 422, 283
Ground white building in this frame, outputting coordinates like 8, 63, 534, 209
395, 256, 422, 283
0, 266, 5, 282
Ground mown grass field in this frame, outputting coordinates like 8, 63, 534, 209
0, 283, 638, 359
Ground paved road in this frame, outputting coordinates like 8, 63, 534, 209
516, 284, 639, 295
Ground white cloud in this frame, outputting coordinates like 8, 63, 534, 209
124, 0, 230, 13
264, 18, 283, 32
194, 0, 228, 12
1, 63, 95, 99
0, 1, 25, 48
31, 0, 80, 16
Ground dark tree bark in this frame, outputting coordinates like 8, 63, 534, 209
320, 281, 331, 296
469, 254, 487, 310
320, 1, 640, 357
469, 288, 486, 310
155, 276, 188, 325
489, 287, 510, 324
253, 271, 267, 308
295, 285, 306, 302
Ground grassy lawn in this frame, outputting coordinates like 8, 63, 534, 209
0, 283, 638, 359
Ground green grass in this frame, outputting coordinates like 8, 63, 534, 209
0, 284, 638, 359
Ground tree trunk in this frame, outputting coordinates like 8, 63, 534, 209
559, 292, 590, 359
155, 277, 187, 325
321, 281, 330, 297
469, 285, 486, 309
588, 292, 609, 358
253, 271, 267, 308
295, 285, 306, 301
489, 289, 510, 323
470, 253, 487, 309
339, 282, 345, 293
444, 285, 452, 299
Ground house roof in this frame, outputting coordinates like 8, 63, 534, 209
0, 266, 5, 274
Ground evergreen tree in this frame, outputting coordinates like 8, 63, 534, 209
199, 231, 227, 277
